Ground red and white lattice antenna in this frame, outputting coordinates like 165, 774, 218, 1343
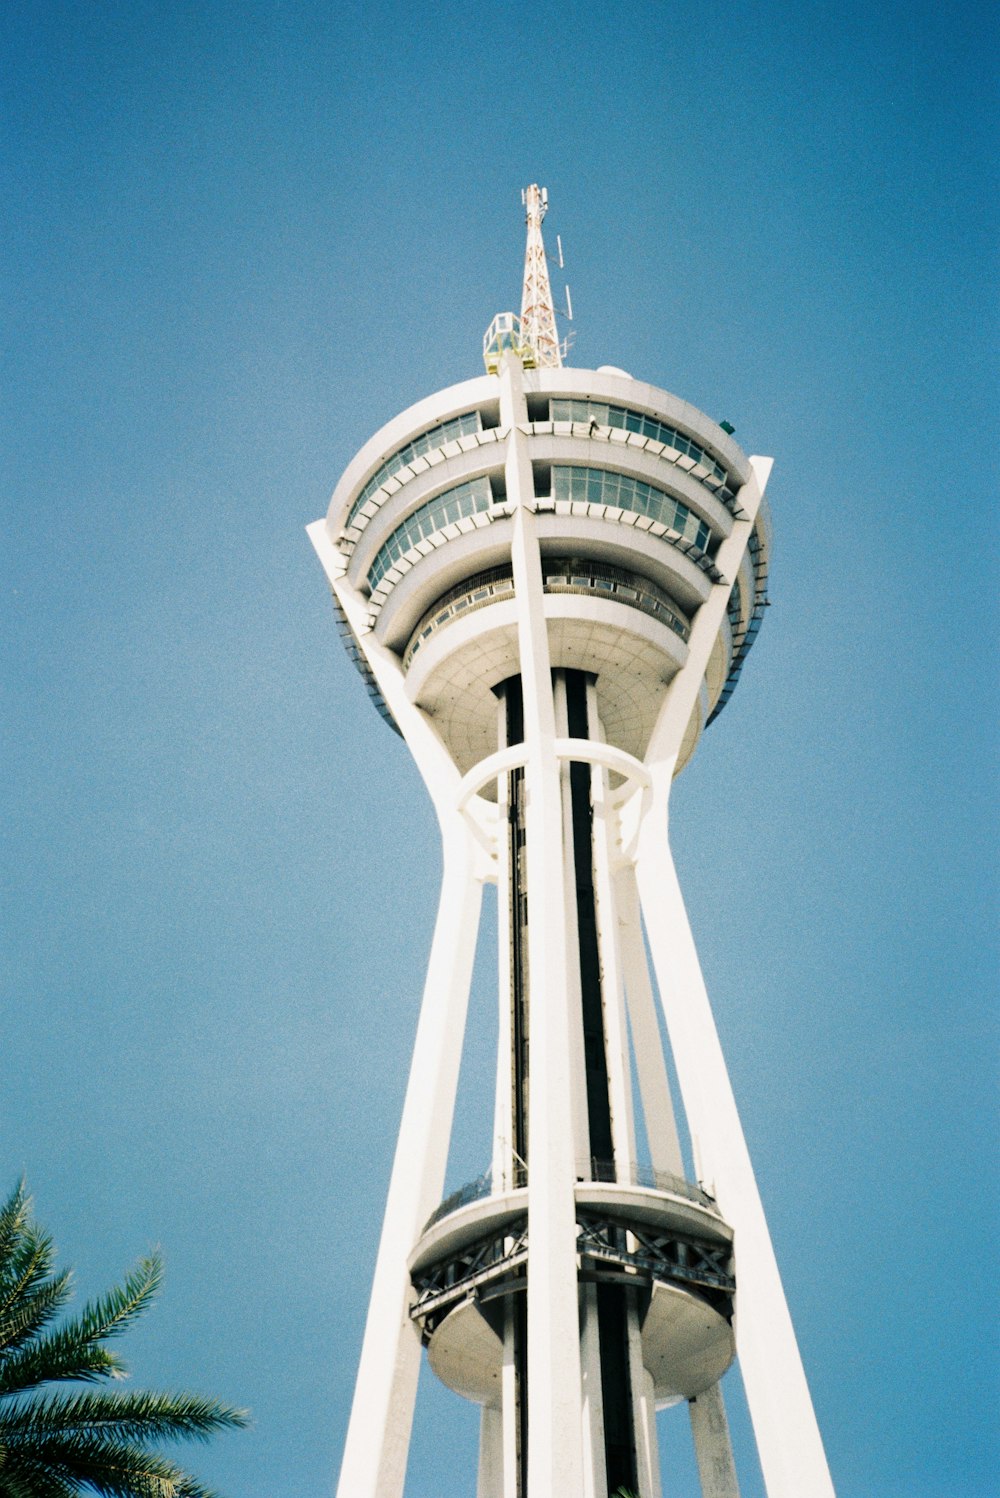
520, 184, 562, 368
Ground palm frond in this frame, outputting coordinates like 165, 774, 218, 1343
0, 1223, 59, 1329
0, 1454, 77, 1498
73, 1253, 163, 1345
0, 1255, 162, 1396
0, 1326, 127, 1396
0, 1184, 246, 1497
0, 1269, 74, 1355
0, 1179, 32, 1268
1, 1435, 224, 1498
0, 1388, 249, 1446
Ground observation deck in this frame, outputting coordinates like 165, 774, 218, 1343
322, 364, 770, 772
408, 1161, 736, 1412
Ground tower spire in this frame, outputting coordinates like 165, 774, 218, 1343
520, 184, 562, 367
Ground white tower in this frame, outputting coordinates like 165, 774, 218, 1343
309, 187, 835, 1498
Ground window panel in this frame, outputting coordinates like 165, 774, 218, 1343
349, 411, 483, 529
367, 478, 493, 592
539, 400, 733, 498
550, 467, 715, 558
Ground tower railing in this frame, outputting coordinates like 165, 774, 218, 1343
421, 1158, 716, 1236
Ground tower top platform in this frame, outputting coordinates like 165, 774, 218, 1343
319, 359, 770, 773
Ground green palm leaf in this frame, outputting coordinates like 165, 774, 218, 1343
0, 1269, 74, 1354
0, 1181, 32, 1266
0, 1390, 245, 1445
0, 1182, 248, 1498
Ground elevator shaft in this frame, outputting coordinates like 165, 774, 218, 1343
502, 669, 637, 1496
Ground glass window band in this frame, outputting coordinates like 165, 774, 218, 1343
551, 466, 712, 552
347, 411, 482, 531
549, 399, 733, 498
366, 477, 494, 593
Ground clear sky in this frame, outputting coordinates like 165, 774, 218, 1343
3, 1, 997, 1494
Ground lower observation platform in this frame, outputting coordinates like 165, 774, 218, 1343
409, 1168, 736, 1411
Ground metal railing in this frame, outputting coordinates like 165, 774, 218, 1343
421, 1158, 714, 1235
587, 1157, 716, 1209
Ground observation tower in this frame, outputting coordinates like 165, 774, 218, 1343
309, 186, 835, 1498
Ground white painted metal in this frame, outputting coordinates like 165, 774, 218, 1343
580, 1282, 609, 1498
309, 528, 488, 1498
329, 823, 483, 1497
689, 1384, 741, 1498
477, 1407, 504, 1498
615, 864, 685, 1178
629, 1300, 663, 1498
552, 673, 594, 1176
588, 686, 638, 1179
492, 698, 516, 1193
501, 352, 586, 1495
636, 828, 834, 1497
500, 1315, 518, 1498
631, 457, 836, 1497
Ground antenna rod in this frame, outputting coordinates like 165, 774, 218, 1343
520, 184, 562, 368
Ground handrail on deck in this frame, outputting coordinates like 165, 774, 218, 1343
421, 1158, 714, 1235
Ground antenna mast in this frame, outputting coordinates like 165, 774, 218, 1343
520, 184, 562, 368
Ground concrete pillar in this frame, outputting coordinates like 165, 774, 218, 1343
616, 864, 684, 1179
334, 826, 484, 1498
501, 353, 586, 1497
477, 1406, 505, 1498
634, 827, 834, 1498
689, 1383, 740, 1498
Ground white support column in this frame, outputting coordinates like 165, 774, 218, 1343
642, 456, 769, 780
632, 455, 834, 1498
588, 686, 637, 1179
334, 819, 484, 1498
477, 1407, 505, 1498
501, 1309, 519, 1498
689, 1384, 740, 1498
501, 353, 586, 1497
616, 865, 684, 1179
492, 698, 516, 1191
635, 832, 834, 1498
580, 1283, 609, 1498
308, 522, 493, 1498
306, 520, 465, 814
627, 1297, 662, 1498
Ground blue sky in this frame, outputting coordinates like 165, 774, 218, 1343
3, 1, 997, 1494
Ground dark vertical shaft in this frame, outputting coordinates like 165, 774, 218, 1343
564, 669, 638, 1496
500, 670, 638, 1495
564, 670, 614, 1168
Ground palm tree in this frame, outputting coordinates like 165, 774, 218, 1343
0, 1180, 248, 1497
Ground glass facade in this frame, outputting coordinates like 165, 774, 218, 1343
726, 578, 743, 637
403, 560, 690, 671
549, 399, 733, 497
552, 466, 712, 552
347, 411, 482, 530
708, 521, 768, 724
542, 560, 689, 640
403, 566, 516, 667
367, 477, 494, 592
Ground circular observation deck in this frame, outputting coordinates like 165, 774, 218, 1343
324, 366, 769, 773
407, 1167, 736, 1411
